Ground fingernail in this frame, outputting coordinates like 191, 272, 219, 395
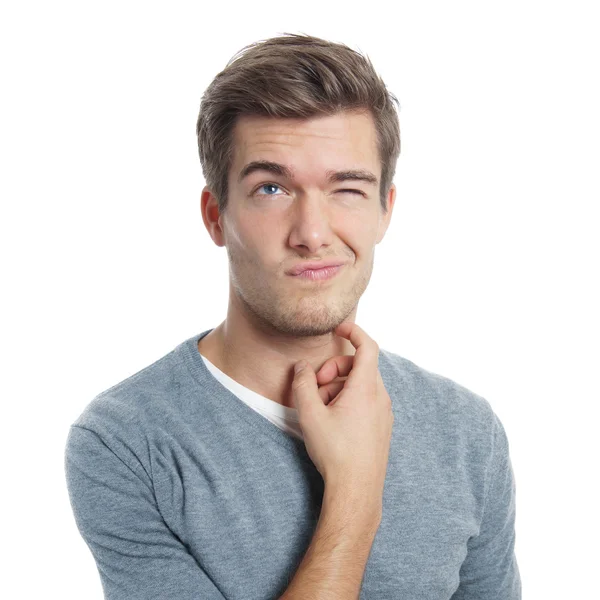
294, 361, 305, 374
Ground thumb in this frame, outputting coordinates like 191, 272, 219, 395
291, 361, 322, 416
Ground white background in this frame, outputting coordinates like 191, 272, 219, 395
1, 0, 598, 597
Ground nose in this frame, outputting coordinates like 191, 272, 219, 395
288, 194, 334, 255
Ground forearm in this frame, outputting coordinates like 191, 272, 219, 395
279, 484, 382, 600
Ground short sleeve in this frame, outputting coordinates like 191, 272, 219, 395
451, 413, 522, 599
64, 425, 226, 600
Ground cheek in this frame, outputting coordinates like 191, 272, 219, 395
229, 212, 271, 251
341, 221, 378, 256
230, 217, 282, 269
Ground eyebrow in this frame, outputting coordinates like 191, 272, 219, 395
238, 160, 378, 186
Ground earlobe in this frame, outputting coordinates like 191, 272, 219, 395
376, 184, 396, 244
386, 183, 397, 215
201, 187, 226, 247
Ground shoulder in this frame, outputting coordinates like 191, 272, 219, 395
379, 347, 499, 446
66, 344, 187, 476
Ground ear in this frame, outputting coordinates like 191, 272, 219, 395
376, 184, 396, 244
200, 186, 226, 247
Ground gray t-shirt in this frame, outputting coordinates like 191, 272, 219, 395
64, 328, 521, 599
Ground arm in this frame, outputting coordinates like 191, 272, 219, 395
64, 425, 226, 600
451, 413, 521, 599
279, 483, 382, 600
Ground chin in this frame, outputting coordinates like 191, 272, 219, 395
271, 304, 354, 338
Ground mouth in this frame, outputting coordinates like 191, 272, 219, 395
288, 265, 344, 282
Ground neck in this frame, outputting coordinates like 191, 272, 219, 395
197, 309, 357, 409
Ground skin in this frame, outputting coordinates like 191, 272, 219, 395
198, 108, 396, 408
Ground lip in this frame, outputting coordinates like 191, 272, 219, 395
287, 259, 346, 276
292, 265, 344, 282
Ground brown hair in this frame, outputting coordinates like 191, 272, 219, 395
196, 32, 401, 215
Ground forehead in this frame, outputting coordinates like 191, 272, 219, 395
230, 110, 380, 179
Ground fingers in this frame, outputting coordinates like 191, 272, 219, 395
318, 380, 345, 405
317, 356, 386, 407
333, 322, 379, 386
296, 322, 379, 407
316, 355, 354, 385
292, 361, 324, 416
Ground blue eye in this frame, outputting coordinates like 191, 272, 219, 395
257, 183, 282, 196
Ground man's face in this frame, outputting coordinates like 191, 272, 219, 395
215, 109, 395, 338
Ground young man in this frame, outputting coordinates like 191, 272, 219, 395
65, 33, 521, 599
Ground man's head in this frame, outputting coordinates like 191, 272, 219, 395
196, 33, 401, 338
197, 33, 400, 216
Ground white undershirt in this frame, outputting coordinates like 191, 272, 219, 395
199, 354, 304, 441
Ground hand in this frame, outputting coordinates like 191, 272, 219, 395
291, 322, 394, 503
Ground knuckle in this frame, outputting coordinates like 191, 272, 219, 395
292, 377, 306, 392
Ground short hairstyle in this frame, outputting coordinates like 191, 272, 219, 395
196, 32, 401, 215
